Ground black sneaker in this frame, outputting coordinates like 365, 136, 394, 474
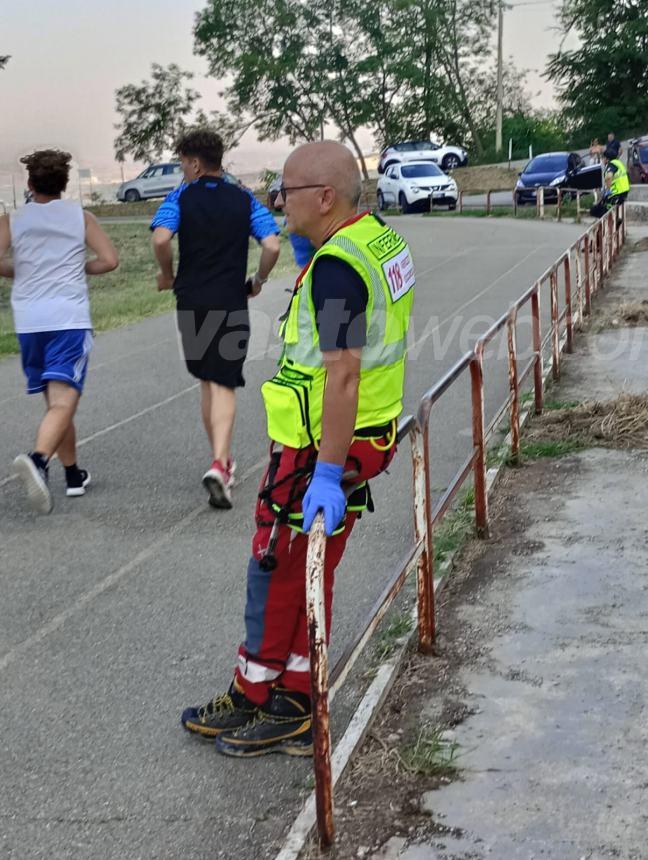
66, 468, 91, 497
181, 681, 260, 738
215, 687, 313, 757
12, 453, 53, 514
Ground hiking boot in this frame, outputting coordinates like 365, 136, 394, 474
181, 681, 259, 738
66, 467, 91, 497
215, 687, 313, 758
202, 459, 233, 509
13, 453, 53, 514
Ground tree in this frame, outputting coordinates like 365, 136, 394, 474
114, 63, 201, 163
0, 55, 10, 70
193, 0, 506, 167
194, 0, 327, 146
546, 0, 648, 143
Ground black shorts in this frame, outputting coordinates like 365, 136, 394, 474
176, 303, 250, 389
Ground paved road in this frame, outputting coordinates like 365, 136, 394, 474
0, 216, 585, 860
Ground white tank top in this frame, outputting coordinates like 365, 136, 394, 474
10, 199, 92, 333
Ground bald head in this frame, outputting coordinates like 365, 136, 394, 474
285, 141, 362, 208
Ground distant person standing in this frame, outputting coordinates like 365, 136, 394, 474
151, 128, 280, 509
589, 147, 630, 218
588, 138, 602, 165
0, 149, 119, 513
606, 132, 621, 159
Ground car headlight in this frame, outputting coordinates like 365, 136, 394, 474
549, 175, 566, 187
410, 184, 421, 193
515, 179, 524, 189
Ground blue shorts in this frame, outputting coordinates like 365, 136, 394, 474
18, 329, 94, 395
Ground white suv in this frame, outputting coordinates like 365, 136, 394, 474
377, 161, 458, 213
378, 140, 468, 174
116, 162, 183, 203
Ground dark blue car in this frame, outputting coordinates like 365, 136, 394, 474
515, 152, 601, 205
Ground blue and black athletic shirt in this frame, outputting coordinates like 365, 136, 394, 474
150, 175, 280, 310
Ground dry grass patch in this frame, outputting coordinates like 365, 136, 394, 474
587, 300, 648, 332
527, 394, 648, 450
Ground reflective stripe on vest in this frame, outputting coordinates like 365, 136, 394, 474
609, 159, 630, 197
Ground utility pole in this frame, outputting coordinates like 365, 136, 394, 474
495, 0, 504, 155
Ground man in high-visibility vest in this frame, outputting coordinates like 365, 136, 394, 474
590, 147, 630, 218
180, 141, 415, 757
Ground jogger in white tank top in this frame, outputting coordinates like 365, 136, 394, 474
0, 150, 119, 513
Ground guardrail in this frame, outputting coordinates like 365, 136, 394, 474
304, 205, 626, 847
457, 186, 600, 222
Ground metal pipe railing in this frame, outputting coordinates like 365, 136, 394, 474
304, 206, 625, 847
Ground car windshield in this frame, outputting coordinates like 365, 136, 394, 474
640, 147, 648, 165
401, 164, 444, 178
525, 155, 567, 174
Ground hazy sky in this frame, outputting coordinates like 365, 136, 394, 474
1, 0, 568, 184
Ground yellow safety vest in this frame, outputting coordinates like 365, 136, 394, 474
261, 212, 415, 449
609, 159, 630, 197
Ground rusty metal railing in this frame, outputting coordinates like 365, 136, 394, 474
304, 206, 625, 847
457, 186, 597, 222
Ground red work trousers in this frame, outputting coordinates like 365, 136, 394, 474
234, 436, 395, 704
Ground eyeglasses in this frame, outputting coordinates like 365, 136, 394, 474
278, 184, 327, 199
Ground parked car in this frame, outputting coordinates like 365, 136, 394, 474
378, 140, 468, 174
377, 161, 458, 213
628, 136, 648, 184
116, 162, 183, 202
267, 174, 284, 211
515, 152, 602, 205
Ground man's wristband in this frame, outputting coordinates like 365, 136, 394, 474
253, 271, 268, 286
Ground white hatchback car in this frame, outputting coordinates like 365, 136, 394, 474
378, 139, 468, 173
116, 162, 183, 203
377, 161, 458, 213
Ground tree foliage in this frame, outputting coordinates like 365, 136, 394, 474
547, 0, 648, 142
193, 0, 504, 171
114, 63, 201, 163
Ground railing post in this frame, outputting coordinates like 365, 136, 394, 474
574, 241, 583, 326
507, 310, 521, 464
584, 234, 592, 313
470, 351, 489, 538
564, 254, 573, 353
550, 269, 560, 380
531, 287, 543, 415
539, 187, 545, 220
412, 423, 435, 652
486, 190, 492, 215
556, 188, 562, 222
512, 189, 518, 216
575, 191, 581, 223
306, 514, 334, 848
459, 190, 464, 214
597, 221, 604, 286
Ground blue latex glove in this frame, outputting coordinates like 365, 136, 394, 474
302, 461, 345, 536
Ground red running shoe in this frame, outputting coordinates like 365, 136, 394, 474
202, 459, 233, 509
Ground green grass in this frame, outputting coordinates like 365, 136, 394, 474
374, 613, 415, 662
0, 223, 298, 357
518, 439, 586, 459
399, 725, 460, 777
543, 399, 582, 411
433, 494, 475, 566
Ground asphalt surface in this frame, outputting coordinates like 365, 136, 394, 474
0, 216, 585, 859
